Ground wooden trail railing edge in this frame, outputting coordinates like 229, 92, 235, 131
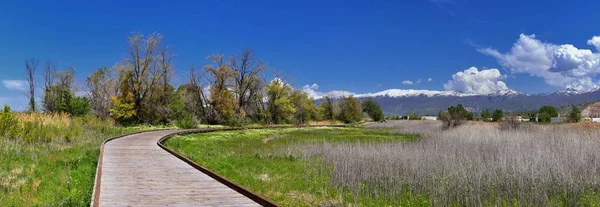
91, 125, 345, 207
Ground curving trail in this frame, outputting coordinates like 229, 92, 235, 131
93, 130, 261, 207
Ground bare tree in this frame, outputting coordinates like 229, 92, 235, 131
43, 60, 57, 92
25, 58, 39, 112
86, 67, 118, 119
42, 60, 57, 112
121, 32, 171, 122
204, 54, 237, 123
187, 65, 211, 121
229, 49, 267, 115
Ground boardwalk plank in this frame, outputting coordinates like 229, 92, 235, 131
96, 130, 260, 206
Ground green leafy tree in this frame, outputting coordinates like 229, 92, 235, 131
568, 106, 582, 123
466, 112, 474, 121
441, 104, 468, 129
492, 109, 504, 122
40, 67, 89, 116
319, 96, 334, 120
66, 96, 91, 116
480, 109, 491, 121
362, 98, 384, 121
290, 90, 318, 124
205, 54, 238, 124
111, 69, 137, 125
339, 96, 363, 123
538, 105, 558, 123
266, 79, 295, 124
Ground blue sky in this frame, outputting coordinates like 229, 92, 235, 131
2, 0, 600, 110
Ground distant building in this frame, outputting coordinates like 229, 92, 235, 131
593, 118, 600, 123
421, 116, 438, 121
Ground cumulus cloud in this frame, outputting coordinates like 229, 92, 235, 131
428, 78, 433, 82
588, 36, 600, 51
302, 84, 322, 98
2, 80, 28, 91
402, 80, 414, 85
479, 34, 600, 91
444, 67, 509, 94
301, 83, 355, 99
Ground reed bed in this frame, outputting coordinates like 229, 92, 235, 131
287, 121, 600, 206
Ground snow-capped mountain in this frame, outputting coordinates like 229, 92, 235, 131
349, 88, 527, 98
353, 89, 477, 98
324, 88, 600, 115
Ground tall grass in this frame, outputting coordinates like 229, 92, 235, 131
0, 107, 167, 206
289, 121, 600, 206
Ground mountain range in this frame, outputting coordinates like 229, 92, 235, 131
329, 88, 600, 115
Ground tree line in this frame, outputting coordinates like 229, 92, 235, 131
22, 32, 384, 126
439, 104, 583, 130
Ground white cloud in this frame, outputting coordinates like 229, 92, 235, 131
444, 67, 509, 94
324, 90, 355, 98
301, 83, 355, 99
302, 84, 322, 98
479, 34, 600, 91
402, 80, 414, 85
587, 36, 600, 51
2, 80, 28, 91
427, 78, 433, 82
416, 79, 422, 84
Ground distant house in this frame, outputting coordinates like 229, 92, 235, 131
421, 116, 438, 121
593, 118, 600, 123
551, 117, 566, 123
516, 116, 530, 122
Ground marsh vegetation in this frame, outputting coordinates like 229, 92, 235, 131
167, 121, 600, 206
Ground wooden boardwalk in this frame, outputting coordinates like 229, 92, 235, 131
94, 130, 261, 207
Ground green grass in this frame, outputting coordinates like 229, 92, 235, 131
163, 127, 419, 206
0, 122, 171, 206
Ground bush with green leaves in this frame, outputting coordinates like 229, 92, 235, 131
362, 98, 384, 121
480, 109, 491, 121
568, 106, 581, 123
492, 109, 504, 122
538, 105, 558, 123
176, 115, 198, 129
339, 96, 363, 123
0, 105, 18, 139
441, 104, 468, 129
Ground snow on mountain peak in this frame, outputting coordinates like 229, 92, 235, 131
353, 89, 478, 98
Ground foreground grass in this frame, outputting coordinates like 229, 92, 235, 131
163, 127, 419, 206
0, 119, 170, 206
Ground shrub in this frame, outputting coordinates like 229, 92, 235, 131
538, 105, 558, 123
499, 115, 521, 131
441, 104, 467, 130
0, 105, 18, 139
568, 106, 581, 123
176, 115, 197, 129
224, 115, 251, 127
492, 109, 504, 122
362, 98, 384, 122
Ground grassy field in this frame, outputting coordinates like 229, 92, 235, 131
164, 122, 600, 206
163, 127, 419, 206
0, 112, 171, 206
